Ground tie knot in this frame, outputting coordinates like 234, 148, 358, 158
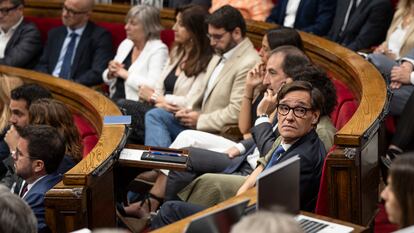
274, 145, 285, 156
70, 32, 78, 39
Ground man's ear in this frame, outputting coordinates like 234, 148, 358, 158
311, 110, 320, 125
231, 27, 242, 41
32, 160, 45, 173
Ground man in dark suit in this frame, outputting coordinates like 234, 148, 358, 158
13, 125, 65, 233
266, 0, 336, 36
0, 0, 42, 68
35, 0, 112, 87
326, 0, 393, 51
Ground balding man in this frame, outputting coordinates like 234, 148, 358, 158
35, 0, 112, 86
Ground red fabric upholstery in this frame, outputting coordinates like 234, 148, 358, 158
315, 75, 359, 215
374, 203, 399, 233
97, 22, 126, 51
385, 116, 396, 134
25, 16, 62, 43
160, 29, 175, 49
73, 114, 98, 157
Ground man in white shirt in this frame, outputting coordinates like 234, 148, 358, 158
13, 125, 65, 233
0, 0, 42, 68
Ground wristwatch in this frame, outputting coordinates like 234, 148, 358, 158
258, 113, 269, 118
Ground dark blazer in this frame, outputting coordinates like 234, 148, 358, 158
266, 0, 336, 36
326, 0, 393, 51
35, 21, 113, 86
0, 19, 42, 68
23, 173, 62, 233
260, 129, 326, 211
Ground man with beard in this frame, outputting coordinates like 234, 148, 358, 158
35, 0, 112, 86
144, 5, 260, 148
0, 84, 52, 186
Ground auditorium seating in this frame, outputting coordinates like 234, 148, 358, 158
1, 1, 387, 232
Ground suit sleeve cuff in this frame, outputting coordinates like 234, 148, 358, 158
254, 116, 270, 126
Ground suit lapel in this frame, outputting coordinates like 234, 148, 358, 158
70, 21, 92, 79
5, 22, 23, 52
346, 0, 368, 29
51, 27, 68, 72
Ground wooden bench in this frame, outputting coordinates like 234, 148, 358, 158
7, 1, 388, 231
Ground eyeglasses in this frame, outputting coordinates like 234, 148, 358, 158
277, 104, 312, 118
62, 5, 89, 16
0, 4, 20, 16
206, 31, 228, 41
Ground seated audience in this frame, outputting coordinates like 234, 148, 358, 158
210, 0, 274, 21
121, 31, 306, 218
326, 0, 393, 51
0, 0, 42, 68
266, 0, 336, 36
368, 0, 414, 115
151, 80, 326, 228
102, 4, 168, 102
0, 75, 23, 177
1, 83, 52, 187
230, 211, 303, 233
118, 4, 212, 144
381, 155, 414, 230
0, 184, 37, 233
13, 125, 65, 233
144, 5, 260, 147
35, 0, 113, 87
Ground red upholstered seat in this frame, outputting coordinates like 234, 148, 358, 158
374, 203, 398, 233
73, 114, 99, 157
315, 76, 359, 215
97, 22, 126, 51
25, 16, 62, 43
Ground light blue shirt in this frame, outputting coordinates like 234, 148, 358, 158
52, 25, 87, 77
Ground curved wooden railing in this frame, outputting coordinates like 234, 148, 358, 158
15, 1, 387, 231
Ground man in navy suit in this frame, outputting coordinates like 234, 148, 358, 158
266, 0, 336, 36
326, 0, 392, 51
35, 0, 112, 86
13, 125, 65, 233
0, 0, 42, 68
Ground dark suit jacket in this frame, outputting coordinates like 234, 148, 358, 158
23, 173, 62, 233
259, 129, 326, 211
266, 0, 336, 36
326, 0, 393, 51
0, 19, 42, 68
35, 21, 113, 86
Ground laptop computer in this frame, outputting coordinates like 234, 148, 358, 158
184, 198, 250, 233
254, 155, 354, 233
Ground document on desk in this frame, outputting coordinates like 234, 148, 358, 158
119, 148, 146, 161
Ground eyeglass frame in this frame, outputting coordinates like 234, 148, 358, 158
0, 4, 21, 16
276, 103, 313, 118
62, 5, 89, 16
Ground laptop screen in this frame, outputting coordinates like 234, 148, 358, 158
256, 155, 300, 215
184, 199, 250, 233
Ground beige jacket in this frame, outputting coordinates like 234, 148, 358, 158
191, 38, 260, 132
382, 10, 414, 57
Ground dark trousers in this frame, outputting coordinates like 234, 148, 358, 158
150, 201, 205, 229
392, 91, 414, 151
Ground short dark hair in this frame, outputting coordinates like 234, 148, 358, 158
0, 0, 24, 6
289, 64, 337, 116
205, 5, 246, 37
389, 155, 414, 228
0, 184, 37, 233
270, 45, 311, 78
267, 27, 304, 51
17, 125, 65, 174
277, 81, 324, 122
10, 84, 52, 108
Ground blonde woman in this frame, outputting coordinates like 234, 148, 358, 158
0, 75, 23, 175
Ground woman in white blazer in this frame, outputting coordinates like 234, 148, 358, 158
102, 5, 168, 101
118, 5, 213, 144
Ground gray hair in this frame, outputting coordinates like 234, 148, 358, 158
126, 4, 162, 40
230, 211, 304, 233
0, 184, 37, 233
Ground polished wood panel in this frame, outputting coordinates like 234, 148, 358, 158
21, 0, 387, 229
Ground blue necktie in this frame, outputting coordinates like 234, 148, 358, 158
59, 32, 78, 79
265, 145, 285, 169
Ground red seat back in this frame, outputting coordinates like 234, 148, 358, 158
73, 114, 99, 157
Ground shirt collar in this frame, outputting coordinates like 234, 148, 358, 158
66, 23, 87, 37
0, 16, 23, 34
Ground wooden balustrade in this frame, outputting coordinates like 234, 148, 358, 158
3, 1, 387, 231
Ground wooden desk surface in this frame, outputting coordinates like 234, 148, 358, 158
150, 188, 367, 233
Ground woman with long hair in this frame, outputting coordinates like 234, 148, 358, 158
381, 154, 414, 229
118, 4, 213, 144
29, 98, 83, 173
